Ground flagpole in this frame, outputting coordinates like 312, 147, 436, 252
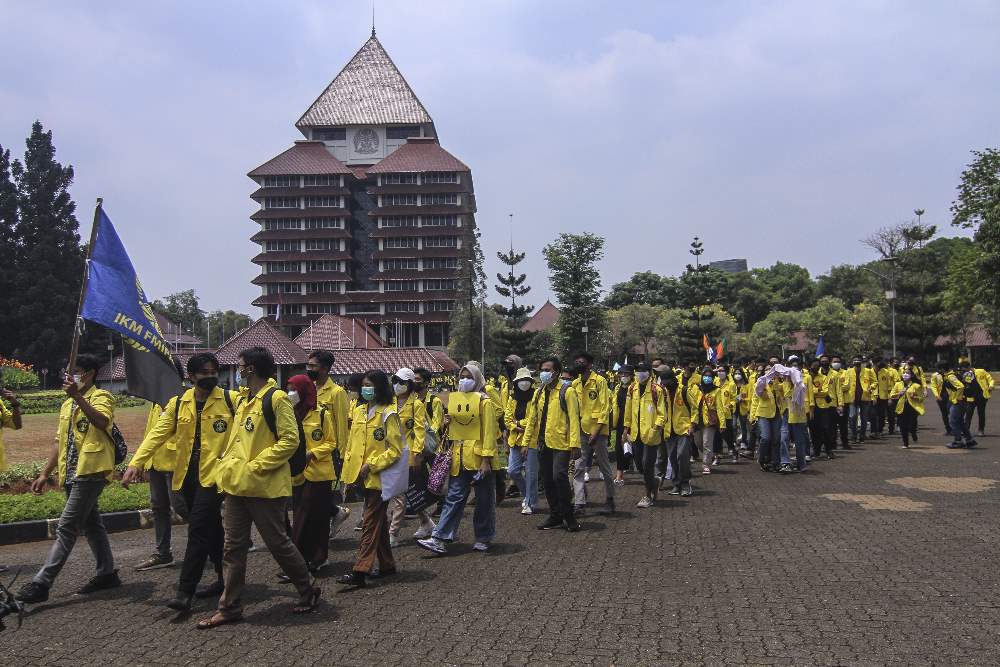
66, 198, 103, 376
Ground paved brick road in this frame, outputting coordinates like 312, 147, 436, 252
2, 419, 999, 665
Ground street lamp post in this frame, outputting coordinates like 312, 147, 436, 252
861, 258, 898, 358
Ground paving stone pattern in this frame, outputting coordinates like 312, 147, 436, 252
1, 424, 999, 665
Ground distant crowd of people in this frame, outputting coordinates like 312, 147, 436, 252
0, 347, 992, 628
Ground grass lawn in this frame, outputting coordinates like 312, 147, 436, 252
3, 404, 150, 465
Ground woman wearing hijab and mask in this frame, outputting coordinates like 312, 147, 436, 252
285, 374, 337, 574
890, 369, 925, 449
337, 370, 404, 587
418, 363, 499, 554
505, 367, 539, 514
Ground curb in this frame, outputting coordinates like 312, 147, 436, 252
0, 509, 185, 547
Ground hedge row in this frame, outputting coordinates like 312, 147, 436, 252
0, 483, 151, 523
0, 456, 136, 490
13, 391, 146, 415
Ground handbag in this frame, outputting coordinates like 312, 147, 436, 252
404, 462, 435, 513
427, 428, 454, 495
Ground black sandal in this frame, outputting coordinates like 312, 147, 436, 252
336, 572, 366, 587
292, 586, 321, 614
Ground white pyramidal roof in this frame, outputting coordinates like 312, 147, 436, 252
296, 34, 433, 128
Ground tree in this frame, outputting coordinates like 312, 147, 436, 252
9, 121, 85, 372
604, 271, 681, 309
845, 301, 888, 359
655, 304, 737, 363
746, 310, 804, 358
723, 271, 772, 332
816, 264, 881, 308
525, 328, 562, 366
494, 244, 533, 326
204, 309, 252, 348
754, 262, 815, 312
152, 289, 204, 333
542, 232, 606, 356
608, 304, 664, 359
0, 144, 18, 356
801, 296, 852, 357
941, 242, 987, 345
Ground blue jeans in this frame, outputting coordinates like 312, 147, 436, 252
432, 469, 497, 544
849, 402, 870, 440
758, 416, 782, 467
507, 446, 540, 510
35, 478, 115, 587
779, 412, 792, 464
949, 403, 973, 444
787, 422, 811, 469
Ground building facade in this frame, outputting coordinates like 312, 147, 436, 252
248, 33, 475, 348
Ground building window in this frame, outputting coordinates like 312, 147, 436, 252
305, 239, 341, 251
344, 303, 380, 314
423, 172, 458, 184
385, 280, 419, 292
266, 261, 300, 273
381, 216, 418, 228
306, 282, 339, 294
307, 260, 342, 272
386, 126, 420, 140
305, 196, 341, 208
424, 322, 449, 347
263, 175, 299, 188
387, 302, 420, 313
266, 282, 301, 295
382, 194, 418, 206
304, 174, 340, 186
423, 215, 457, 227
424, 257, 459, 269
265, 305, 279, 316
382, 173, 419, 184
305, 303, 339, 315
265, 240, 298, 252
280, 304, 301, 316
263, 218, 300, 230
314, 127, 346, 141
423, 193, 458, 206
384, 237, 418, 249
425, 300, 455, 312
304, 218, 342, 229
265, 196, 300, 209
383, 258, 418, 271
423, 236, 458, 248
424, 279, 457, 291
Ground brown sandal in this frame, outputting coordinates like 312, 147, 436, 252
292, 586, 321, 614
196, 612, 243, 629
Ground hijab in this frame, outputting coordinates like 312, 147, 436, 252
287, 374, 317, 423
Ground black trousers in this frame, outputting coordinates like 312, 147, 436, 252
641, 442, 663, 496
540, 446, 572, 520
812, 408, 835, 456
938, 399, 952, 434
291, 480, 332, 567
898, 404, 919, 446
178, 460, 224, 595
836, 409, 849, 446
964, 397, 987, 433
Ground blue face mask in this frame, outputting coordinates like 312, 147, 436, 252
539, 371, 554, 385
702, 376, 714, 386
361, 386, 376, 402
561, 379, 571, 387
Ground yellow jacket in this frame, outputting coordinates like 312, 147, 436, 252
316, 379, 350, 461
695, 388, 730, 429
736, 383, 752, 416
753, 379, 781, 420
943, 371, 966, 405
504, 392, 533, 447
424, 393, 445, 438
573, 372, 611, 436
341, 402, 403, 490
395, 393, 427, 465
668, 385, 695, 435
214, 379, 299, 499
623, 381, 666, 445
522, 384, 580, 451
785, 378, 813, 425
974, 368, 995, 399
132, 386, 241, 491
891, 381, 926, 415
877, 368, 900, 400
57, 385, 115, 484
811, 372, 837, 410
929, 373, 944, 400
296, 406, 338, 483
840, 367, 877, 403
142, 403, 177, 473
0, 399, 19, 471
446, 391, 499, 471
719, 378, 738, 415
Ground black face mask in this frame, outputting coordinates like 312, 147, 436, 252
575, 363, 588, 374
196, 376, 219, 391
413, 383, 424, 393
306, 369, 320, 381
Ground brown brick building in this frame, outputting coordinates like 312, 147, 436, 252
248, 33, 475, 348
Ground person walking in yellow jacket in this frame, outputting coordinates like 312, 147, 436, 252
519, 357, 582, 530
810, 357, 838, 460
505, 367, 540, 514
123, 352, 240, 612
570, 351, 615, 515
307, 351, 352, 536
388, 367, 434, 545
966, 367, 994, 437
662, 372, 694, 496
842, 357, 877, 444
754, 361, 785, 471
943, 364, 977, 449
890, 370, 925, 448
875, 359, 900, 437
196, 347, 320, 628
16, 354, 119, 605
0, 388, 22, 476
418, 363, 500, 553
696, 368, 730, 475
929, 364, 951, 436
624, 362, 666, 508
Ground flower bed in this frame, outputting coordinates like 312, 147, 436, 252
14, 390, 146, 414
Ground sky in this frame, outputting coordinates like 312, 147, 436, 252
1, 0, 997, 313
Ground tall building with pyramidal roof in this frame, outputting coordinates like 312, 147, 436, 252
248, 32, 475, 348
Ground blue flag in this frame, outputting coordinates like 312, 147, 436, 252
80, 207, 179, 406
815, 334, 826, 358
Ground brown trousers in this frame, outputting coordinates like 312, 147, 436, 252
355, 488, 394, 574
218, 494, 313, 618
291, 480, 332, 567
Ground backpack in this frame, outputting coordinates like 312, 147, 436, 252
111, 423, 128, 466
424, 394, 440, 455
290, 407, 326, 477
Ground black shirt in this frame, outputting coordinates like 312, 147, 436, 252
193, 399, 206, 457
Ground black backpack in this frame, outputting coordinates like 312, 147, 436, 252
256, 388, 310, 477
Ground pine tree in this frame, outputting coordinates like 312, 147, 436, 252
0, 144, 19, 356
494, 243, 533, 327
542, 232, 606, 357
10, 121, 85, 373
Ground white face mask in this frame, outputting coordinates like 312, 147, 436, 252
561, 379, 572, 387
831, 362, 842, 370
287, 390, 300, 406
71, 373, 84, 389
538, 371, 554, 385
516, 380, 532, 391
458, 378, 476, 393
393, 383, 408, 396
734, 374, 743, 382
636, 371, 650, 383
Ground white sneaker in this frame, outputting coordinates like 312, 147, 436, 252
389, 534, 400, 548
413, 520, 436, 539
472, 542, 490, 552
636, 496, 653, 508
521, 505, 533, 515
330, 505, 351, 538
593, 470, 605, 481
417, 537, 446, 554
584, 471, 591, 483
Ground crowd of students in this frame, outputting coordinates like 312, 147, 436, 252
0, 347, 992, 628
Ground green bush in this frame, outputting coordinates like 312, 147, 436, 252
0, 461, 44, 489
0, 483, 151, 523
15, 390, 146, 414
1, 365, 39, 390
